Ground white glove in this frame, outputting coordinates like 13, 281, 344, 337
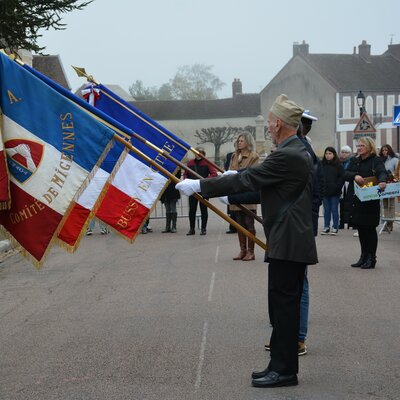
175, 179, 201, 196
217, 196, 230, 205
222, 170, 238, 177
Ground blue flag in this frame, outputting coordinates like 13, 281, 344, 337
0, 53, 115, 266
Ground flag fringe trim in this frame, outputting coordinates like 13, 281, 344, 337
4, 138, 115, 269
0, 225, 46, 269
56, 146, 129, 253
0, 112, 12, 209
98, 164, 180, 244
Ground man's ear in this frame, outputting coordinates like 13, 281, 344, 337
275, 118, 282, 132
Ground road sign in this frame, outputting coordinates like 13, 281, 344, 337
393, 105, 400, 126
354, 112, 376, 134
354, 132, 376, 140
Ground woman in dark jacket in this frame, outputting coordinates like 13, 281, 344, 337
160, 169, 181, 233
320, 147, 344, 235
344, 137, 387, 269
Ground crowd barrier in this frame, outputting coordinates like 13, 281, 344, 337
379, 197, 400, 234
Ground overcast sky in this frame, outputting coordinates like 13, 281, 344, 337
38, 0, 398, 98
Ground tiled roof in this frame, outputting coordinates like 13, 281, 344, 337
130, 93, 260, 120
32, 55, 70, 90
301, 52, 400, 91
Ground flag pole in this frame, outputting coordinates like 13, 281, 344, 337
72, 66, 236, 172
112, 134, 267, 251
116, 128, 263, 224
10, 58, 266, 250
70, 100, 266, 250
67, 97, 265, 249
72, 67, 263, 224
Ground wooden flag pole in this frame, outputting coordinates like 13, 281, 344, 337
11, 57, 267, 250
118, 131, 263, 225
73, 67, 217, 164
112, 134, 267, 251
72, 66, 263, 225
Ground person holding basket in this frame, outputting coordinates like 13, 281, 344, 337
344, 137, 387, 269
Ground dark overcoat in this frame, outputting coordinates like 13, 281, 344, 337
160, 169, 181, 204
344, 155, 387, 226
200, 136, 318, 265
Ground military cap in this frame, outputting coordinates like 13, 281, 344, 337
270, 94, 304, 127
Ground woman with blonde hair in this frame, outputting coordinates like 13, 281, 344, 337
344, 137, 387, 269
228, 132, 259, 261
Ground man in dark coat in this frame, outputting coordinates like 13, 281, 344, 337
176, 94, 318, 388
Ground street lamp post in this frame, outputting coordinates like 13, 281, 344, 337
357, 90, 365, 116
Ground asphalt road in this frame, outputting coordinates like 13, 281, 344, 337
1, 202, 399, 400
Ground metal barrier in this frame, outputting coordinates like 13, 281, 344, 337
379, 197, 400, 234
150, 200, 202, 228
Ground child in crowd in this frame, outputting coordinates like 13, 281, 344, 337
321, 147, 345, 235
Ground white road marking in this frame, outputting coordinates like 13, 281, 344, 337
194, 320, 208, 391
208, 272, 216, 302
214, 246, 220, 264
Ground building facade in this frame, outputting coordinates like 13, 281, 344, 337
260, 41, 400, 155
130, 80, 262, 164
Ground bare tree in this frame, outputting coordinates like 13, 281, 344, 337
169, 64, 225, 100
129, 80, 158, 100
195, 126, 256, 165
129, 63, 225, 101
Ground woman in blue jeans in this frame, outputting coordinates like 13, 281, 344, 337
321, 147, 344, 236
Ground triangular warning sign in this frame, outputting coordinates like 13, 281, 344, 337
354, 112, 376, 133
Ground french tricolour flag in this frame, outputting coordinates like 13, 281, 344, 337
95, 148, 168, 240
57, 141, 126, 250
20, 70, 191, 242
57, 86, 127, 251
0, 53, 114, 267
84, 84, 190, 240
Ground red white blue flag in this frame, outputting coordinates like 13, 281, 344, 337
57, 141, 127, 250
0, 53, 114, 267
79, 83, 189, 241
20, 68, 190, 242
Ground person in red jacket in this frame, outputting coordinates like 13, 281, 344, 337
184, 147, 218, 235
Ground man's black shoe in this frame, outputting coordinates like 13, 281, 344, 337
251, 368, 269, 379
226, 229, 236, 234
186, 229, 195, 236
252, 370, 298, 388
200, 229, 206, 235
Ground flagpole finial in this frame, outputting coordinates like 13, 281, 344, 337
72, 66, 87, 77
72, 66, 98, 84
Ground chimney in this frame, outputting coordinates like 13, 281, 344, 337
385, 43, 400, 60
358, 40, 371, 61
232, 78, 242, 97
293, 40, 309, 57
